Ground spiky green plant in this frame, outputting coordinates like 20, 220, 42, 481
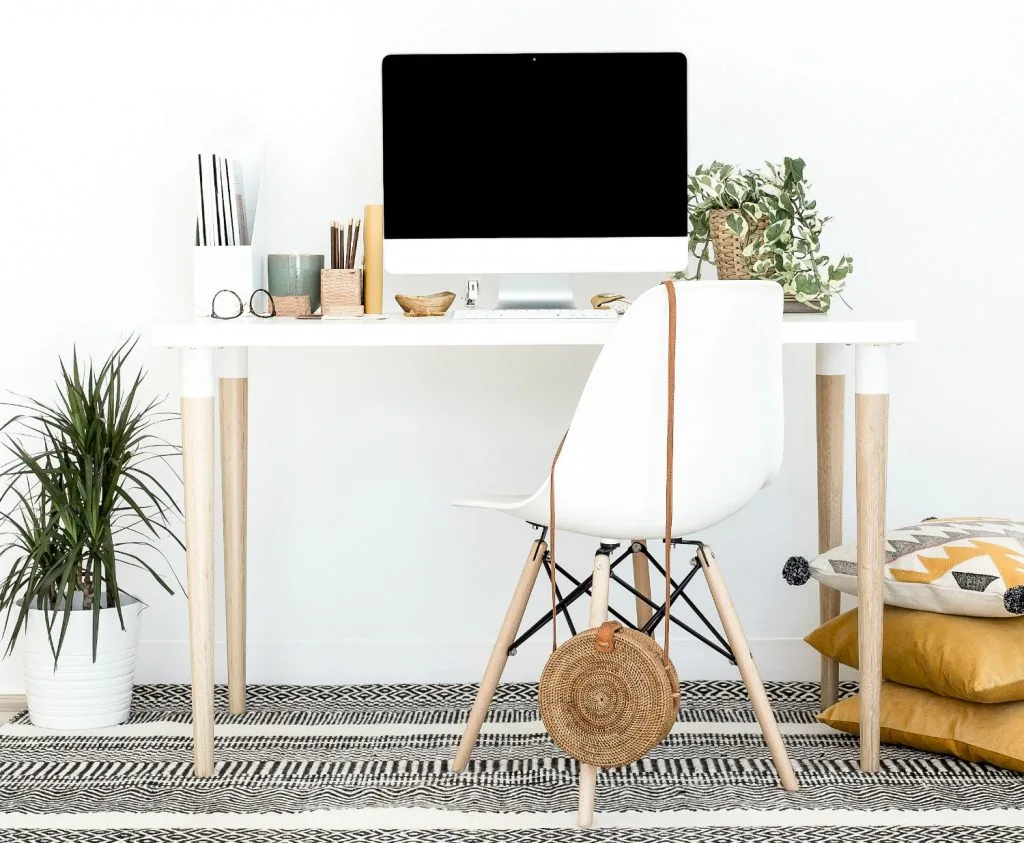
0, 338, 182, 664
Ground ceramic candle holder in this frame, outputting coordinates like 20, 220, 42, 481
267, 254, 324, 315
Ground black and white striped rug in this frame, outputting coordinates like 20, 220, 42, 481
1, 681, 1023, 841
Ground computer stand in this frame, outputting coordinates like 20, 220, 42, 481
495, 274, 575, 309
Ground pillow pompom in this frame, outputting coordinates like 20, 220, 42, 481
1004, 586, 1024, 615
782, 555, 811, 586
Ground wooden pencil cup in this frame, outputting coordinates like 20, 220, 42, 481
321, 268, 364, 317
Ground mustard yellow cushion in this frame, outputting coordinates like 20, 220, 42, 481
820, 682, 1024, 773
806, 607, 1024, 704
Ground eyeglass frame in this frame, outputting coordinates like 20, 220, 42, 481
210, 288, 277, 320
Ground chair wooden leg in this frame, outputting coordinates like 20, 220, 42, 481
578, 546, 612, 828
453, 538, 547, 772
630, 540, 653, 628
698, 546, 799, 792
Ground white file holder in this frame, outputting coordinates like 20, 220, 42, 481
192, 142, 265, 317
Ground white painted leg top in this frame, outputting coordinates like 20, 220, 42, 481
855, 345, 890, 395
218, 346, 249, 379
815, 343, 848, 376
180, 347, 217, 398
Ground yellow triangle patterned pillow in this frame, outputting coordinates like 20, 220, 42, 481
800, 517, 1024, 618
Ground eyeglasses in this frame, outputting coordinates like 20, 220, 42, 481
211, 289, 277, 320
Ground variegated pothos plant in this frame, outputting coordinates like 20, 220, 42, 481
674, 157, 852, 311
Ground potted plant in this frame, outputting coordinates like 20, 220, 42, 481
675, 157, 853, 313
0, 339, 182, 728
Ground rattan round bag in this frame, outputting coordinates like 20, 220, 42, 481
539, 621, 679, 766
539, 278, 683, 769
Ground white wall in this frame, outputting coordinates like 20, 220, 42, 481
1, 0, 1022, 693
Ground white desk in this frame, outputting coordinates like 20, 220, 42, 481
154, 313, 916, 778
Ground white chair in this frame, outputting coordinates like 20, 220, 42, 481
451, 280, 798, 825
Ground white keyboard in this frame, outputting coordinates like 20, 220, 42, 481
452, 308, 620, 320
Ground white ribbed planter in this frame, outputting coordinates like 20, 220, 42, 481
21, 593, 142, 729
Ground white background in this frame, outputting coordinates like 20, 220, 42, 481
1, 0, 1022, 694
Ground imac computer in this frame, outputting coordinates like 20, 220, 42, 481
382, 52, 687, 312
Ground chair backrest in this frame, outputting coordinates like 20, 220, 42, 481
550, 280, 783, 539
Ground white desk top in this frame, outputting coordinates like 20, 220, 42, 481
152, 313, 916, 349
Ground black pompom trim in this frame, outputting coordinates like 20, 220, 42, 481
1004, 585, 1024, 615
782, 556, 811, 586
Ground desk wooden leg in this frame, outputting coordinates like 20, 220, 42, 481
180, 348, 216, 777
816, 345, 847, 711
630, 540, 653, 628
453, 539, 546, 772
219, 348, 248, 717
578, 546, 612, 828
855, 345, 889, 773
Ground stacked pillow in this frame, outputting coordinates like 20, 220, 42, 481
793, 517, 1024, 771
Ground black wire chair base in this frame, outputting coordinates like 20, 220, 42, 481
510, 540, 735, 664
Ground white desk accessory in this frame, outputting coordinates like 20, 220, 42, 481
452, 308, 619, 320
192, 140, 266, 317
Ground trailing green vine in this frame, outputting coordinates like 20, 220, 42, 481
675, 157, 852, 311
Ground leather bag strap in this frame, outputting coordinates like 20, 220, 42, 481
595, 620, 621, 653
662, 278, 677, 662
548, 432, 567, 652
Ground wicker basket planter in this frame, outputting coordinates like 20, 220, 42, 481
708, 209, 766, 280
708, 209, 824, 312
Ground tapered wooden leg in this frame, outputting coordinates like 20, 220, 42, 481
698, 546, 798, 792
855, 345, 889, 773
630, 540, 653, 628
578, 545, 613, 828
180, 347, 216, 777
816, 345, 846, 710
453, 539, 547, 772
219, 348, 248, 716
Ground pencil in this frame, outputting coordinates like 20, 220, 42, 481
352, 219, 361, 269
346, 218, 355, 269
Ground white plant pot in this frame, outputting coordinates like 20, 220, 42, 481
20, 593, 142, 729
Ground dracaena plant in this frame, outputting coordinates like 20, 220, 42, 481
0, 338, 182, 663
675, 157, 853, 311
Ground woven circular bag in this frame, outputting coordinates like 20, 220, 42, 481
538, 279, 683, 769
539, 621, 679, 766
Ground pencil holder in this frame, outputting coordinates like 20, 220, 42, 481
321, 268, 363, 317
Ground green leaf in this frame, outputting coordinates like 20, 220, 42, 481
764, 220, 788, 243
725, 212, 748, 238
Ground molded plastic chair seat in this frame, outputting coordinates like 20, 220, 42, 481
454, 280, 784, 539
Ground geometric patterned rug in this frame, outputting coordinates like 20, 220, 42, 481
1, 681, 1023, 841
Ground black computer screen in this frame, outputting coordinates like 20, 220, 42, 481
382, 53, 687, 239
